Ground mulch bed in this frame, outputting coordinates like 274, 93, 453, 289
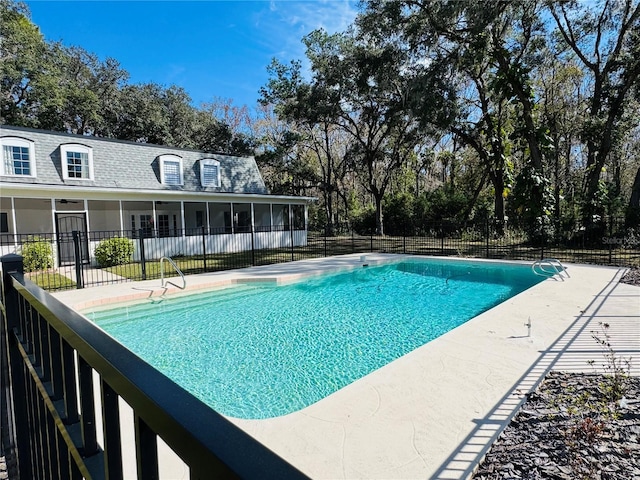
472, 372, 640, 479
472, 271, 640, 480
621, 267, 640, 287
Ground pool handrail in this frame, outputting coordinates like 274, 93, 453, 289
532, 258, 570, 281
160, 255, 186, 290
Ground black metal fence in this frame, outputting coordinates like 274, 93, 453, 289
0, 254, 308, 479
1, 217, 638, 291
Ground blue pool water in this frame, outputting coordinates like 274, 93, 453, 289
87, 259, 542, 419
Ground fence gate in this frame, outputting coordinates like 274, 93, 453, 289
55, 213, 89, 266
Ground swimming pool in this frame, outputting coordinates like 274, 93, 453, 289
87, 259, 543, 419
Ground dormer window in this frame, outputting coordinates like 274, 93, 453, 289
159, 154, 183, 186
200, 159, 220, 187
1, 136, 36, 177
60, 143, 94, 180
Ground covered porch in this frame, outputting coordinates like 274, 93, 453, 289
0, 189, 311, 267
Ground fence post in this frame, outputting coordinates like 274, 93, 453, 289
1, 254, 31, 479
201, 226, 207, 272
139, 229, 147, 280
72, 231, 84, 289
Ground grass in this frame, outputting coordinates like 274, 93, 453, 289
25, 271, 76, 290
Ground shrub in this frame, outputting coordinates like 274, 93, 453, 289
22, 237, 54, 272
95, 237, 134, 267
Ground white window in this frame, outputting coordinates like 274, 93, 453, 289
200, 159, 220, 187
0, 136, 36, 177
60, 143, 94, 180
159, 154, 183, 186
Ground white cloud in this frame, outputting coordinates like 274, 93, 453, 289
255, 0, 359, 61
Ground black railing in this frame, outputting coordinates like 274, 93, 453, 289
0, 254, 308, 479
1, 217, 638, 291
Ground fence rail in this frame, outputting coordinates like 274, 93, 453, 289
0, 254, 308, 479
1, 217, 638, 291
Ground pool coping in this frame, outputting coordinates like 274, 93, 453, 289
52, 254, 640, 479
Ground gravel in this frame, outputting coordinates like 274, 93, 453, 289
472, 272, 639, 480
621, 267, 640, 287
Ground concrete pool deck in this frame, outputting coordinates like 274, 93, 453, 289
52, 254, 640, 480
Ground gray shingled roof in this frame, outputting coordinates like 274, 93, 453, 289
0, 125, 268, 194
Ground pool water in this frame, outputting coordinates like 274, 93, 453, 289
87, 259, 543, 419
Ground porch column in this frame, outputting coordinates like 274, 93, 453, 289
50, 199, 57, 267
270, 204, 274, 232
250, 204, 255, 232
152, 202, 157, 236
205, 201, 211, 233
83, 199, 91, 237
118, 200, 124, 232
230, 203, 235, 234
50, 198, 57, 237
288, 204, 293, 232
10, 197, 17, 246
180, 201, 186, 236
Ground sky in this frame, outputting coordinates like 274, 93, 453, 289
25, 0, 360, 109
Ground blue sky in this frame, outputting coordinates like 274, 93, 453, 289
25, 1, 359, 109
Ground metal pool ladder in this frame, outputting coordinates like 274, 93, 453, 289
160, 256, 186, 289
532, 258, 570, 281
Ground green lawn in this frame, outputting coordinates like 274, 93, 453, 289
26, 271, 76, 290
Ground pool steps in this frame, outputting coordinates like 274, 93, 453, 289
87, 285, 261, 325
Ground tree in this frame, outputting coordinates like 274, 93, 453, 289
537, 57, 585, 222
548, 0, 640, 221
260, 59, 352, 232
0, 0, 50, 126
253, 103, 318, 196
300, 28, 444, 235
359, 0, 550, 233
197, 98, 256, 155
110, 83, 198, 147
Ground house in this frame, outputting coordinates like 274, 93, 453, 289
0, 125, 313, 266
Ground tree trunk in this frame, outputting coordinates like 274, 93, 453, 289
374, 192, 384, 236
627, 166, 640, 226
324, 188, 335, 236
490, 172, 506, 236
